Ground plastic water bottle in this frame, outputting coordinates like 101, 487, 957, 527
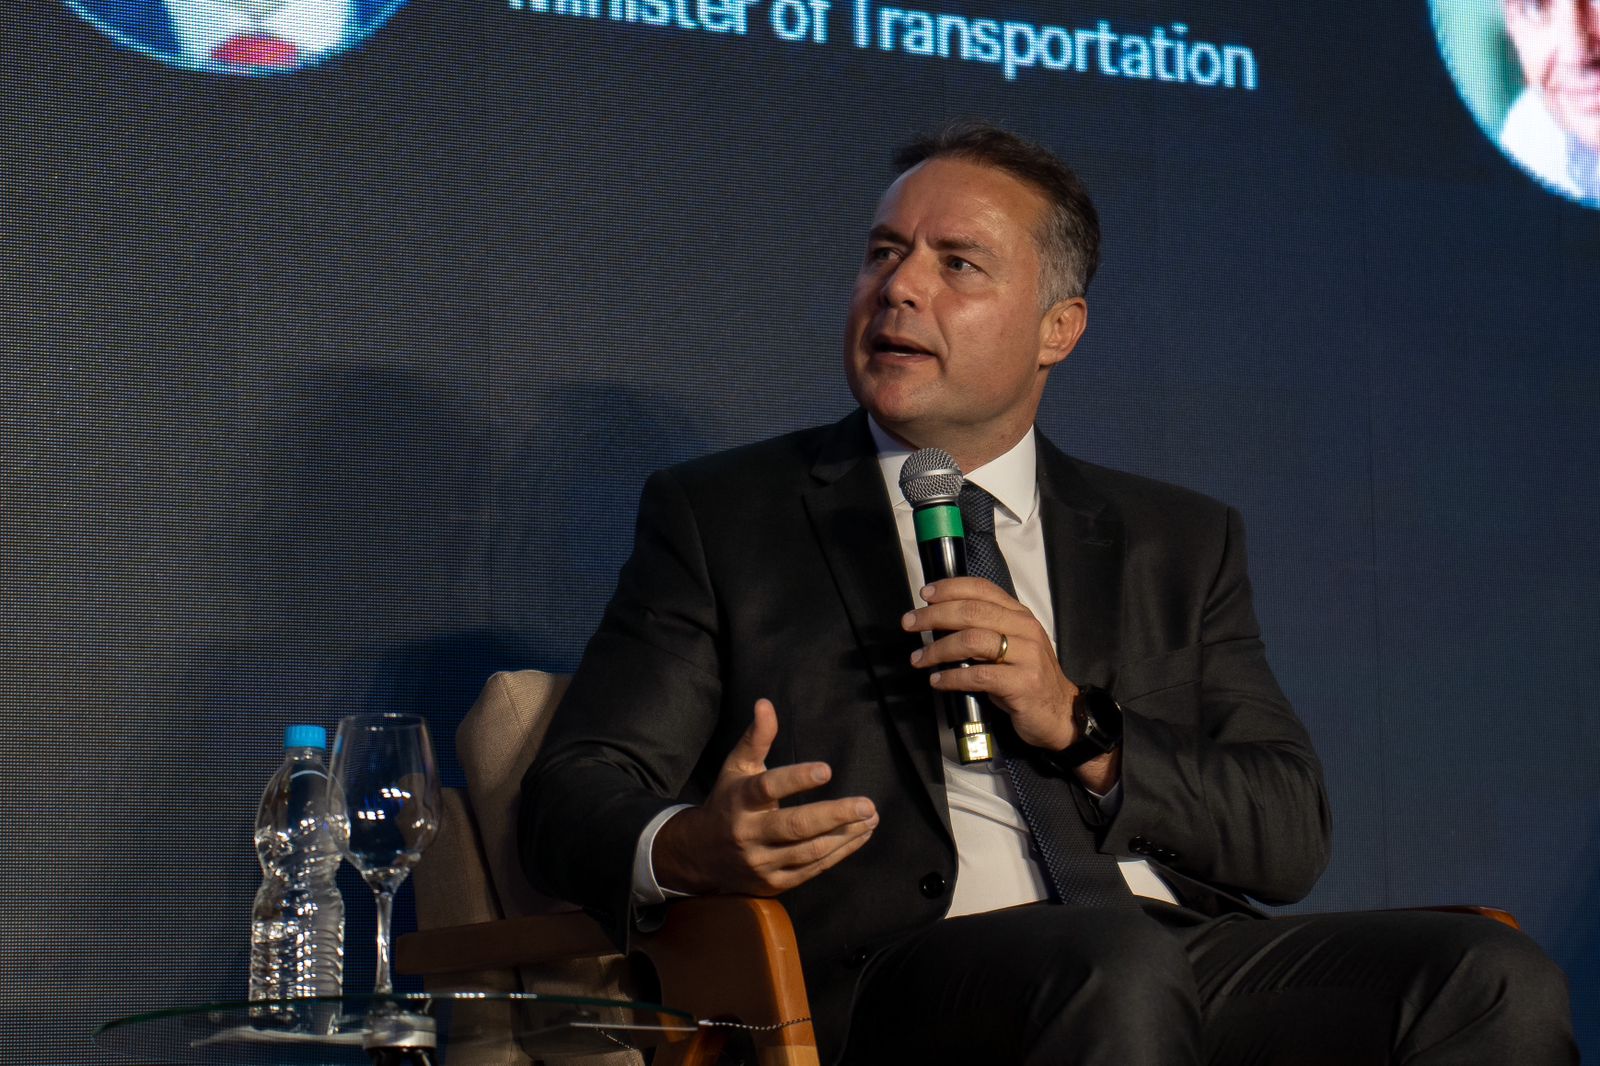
249, 724, 345, 1029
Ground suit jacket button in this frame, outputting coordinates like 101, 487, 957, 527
919, 872, 947, 898
846, 949, 870, 968
1129, 836, 1154, 855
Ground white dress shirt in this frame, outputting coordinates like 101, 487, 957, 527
167, 0, 354, 67
1500, 88, 1600, 205
630, 420, 1175, 909
868, 419, 1174, 914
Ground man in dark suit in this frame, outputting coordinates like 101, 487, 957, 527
521, 123, 1575, 1063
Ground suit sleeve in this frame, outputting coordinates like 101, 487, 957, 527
1102, 506, 1332, 906
519, 468, 725, 938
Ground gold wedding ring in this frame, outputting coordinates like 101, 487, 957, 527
995, 633, 1009, 664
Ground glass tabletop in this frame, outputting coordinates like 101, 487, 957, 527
94, 991, 699, 1064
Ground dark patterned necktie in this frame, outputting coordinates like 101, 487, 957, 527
957, 482, 1134, 908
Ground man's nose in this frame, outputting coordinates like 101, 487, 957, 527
879, 248, 935, 307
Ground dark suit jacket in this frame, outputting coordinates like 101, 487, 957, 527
521, 410, 1331, 1063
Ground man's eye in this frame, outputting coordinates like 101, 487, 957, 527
866, 246, 896, 264
947, 257, 976, 272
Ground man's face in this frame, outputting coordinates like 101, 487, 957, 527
1505, 0, 1600, 148
842, 157, 1082, 463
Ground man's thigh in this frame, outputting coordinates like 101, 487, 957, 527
842, 904, 1201, 1066
1179, 908, 1576, 1066
841, 905, 1575, 1066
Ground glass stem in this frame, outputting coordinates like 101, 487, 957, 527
374, 888, 396, 997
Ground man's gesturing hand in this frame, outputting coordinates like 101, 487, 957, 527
652, 699, 879, 897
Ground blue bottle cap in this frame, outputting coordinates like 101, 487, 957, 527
284, 724, 327, 750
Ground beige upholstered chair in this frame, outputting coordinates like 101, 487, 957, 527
397, 670, 818, 1066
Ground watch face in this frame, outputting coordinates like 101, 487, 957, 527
1077, 687, 1122, 751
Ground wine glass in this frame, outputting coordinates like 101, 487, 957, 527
328, 713, 440, 1002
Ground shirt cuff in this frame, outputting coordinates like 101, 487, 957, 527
631, 804, 696, 906
1084, 779, 1123, 817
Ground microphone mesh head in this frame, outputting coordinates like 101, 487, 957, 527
899, 447, 965, 505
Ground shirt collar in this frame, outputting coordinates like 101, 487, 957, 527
868, 415, 1039, 525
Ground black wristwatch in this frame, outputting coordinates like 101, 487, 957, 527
1044, 685, 1124, 770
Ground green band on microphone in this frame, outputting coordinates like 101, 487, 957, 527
914, 504, 964, 542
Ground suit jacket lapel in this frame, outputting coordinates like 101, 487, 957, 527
802, 411, 950, 834
1036, 433, 1124, 691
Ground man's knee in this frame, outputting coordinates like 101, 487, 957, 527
1453, 920, 1571, 1024
1402, 915, 1577, 1063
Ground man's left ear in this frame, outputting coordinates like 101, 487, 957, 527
1038, 297, 1088, 369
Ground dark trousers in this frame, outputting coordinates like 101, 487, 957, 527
840, 902, 1577, 1065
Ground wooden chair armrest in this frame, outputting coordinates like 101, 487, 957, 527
635, 896, 812, 1025
638, 897, 817, 1066
1406, 905, 1520, 930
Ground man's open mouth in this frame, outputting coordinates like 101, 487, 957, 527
871, 335, 936, 357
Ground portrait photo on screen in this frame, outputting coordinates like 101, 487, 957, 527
60, 0, 410, 74
1432, 0, 1600, 206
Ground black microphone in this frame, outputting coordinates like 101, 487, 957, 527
899, 447, 995, 765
